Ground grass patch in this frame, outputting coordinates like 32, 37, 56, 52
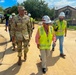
68, 26, 76, 30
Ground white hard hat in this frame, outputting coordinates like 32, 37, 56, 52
42, 15, 52, 24
28, 13, 31, 17
59, 12, 65, 17
12, 13, 15, 16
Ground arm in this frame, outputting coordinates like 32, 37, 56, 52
35, 29, 40, 48
65, 28, 67, 37
10, 21, 16, 42
27, 19, 31, 39
53, 34, 56, 43
52, 27, 56, 46
65, 21, 67, 37
8, 19, 12, 31
52, 32, 56, 43
5, 21, 8, 31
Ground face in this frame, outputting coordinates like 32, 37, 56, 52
18, 7, 25, 15
24, 11, 28, 15
43, 23, 49, 29
12, 15, 15, 18
59, 16, 64, 21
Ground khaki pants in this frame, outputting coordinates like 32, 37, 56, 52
40, 50, 50, 68
17, 38, 29, 57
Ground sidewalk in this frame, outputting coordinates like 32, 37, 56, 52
0, 24, 76, 75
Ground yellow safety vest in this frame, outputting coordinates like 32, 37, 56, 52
39, 26, 53, 50
55, 20, 67, 36
30, 17, 33, 22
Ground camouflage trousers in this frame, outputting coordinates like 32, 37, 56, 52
17, 38, 29, 57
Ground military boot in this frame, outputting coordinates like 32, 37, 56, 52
12, 43, 16, 51
18, 57, 22, 66
24, 53, 27, 61
52, 48, 54, 51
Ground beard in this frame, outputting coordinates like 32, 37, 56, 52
59, 18, 64, 21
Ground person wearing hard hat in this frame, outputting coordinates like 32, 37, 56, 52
28, 13, 34, 35
35, 15, 56, 74
28, 13, 31, 17
12, 13, 15, 16
52, 12, 67, 58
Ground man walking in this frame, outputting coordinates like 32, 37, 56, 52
52, 12, 67, 58
13, 6, 31, 65
35, 15, 56, 73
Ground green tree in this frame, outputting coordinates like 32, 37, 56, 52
21, 0, 52, 19
0, 7, 3, 11
4, 0, 55, 20
10, 6, 18, 14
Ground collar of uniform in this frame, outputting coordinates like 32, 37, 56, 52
18, 14, 25, 19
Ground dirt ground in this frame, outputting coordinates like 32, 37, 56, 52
0, 24, 76, 75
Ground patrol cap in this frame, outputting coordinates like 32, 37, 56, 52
18, 6, 25, 10
59, 12, 65, 17
42, 15, 52, 24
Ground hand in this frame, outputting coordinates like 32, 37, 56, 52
37, 44, 40, 49
28, 35, 30, 39
12, 36, 15, 42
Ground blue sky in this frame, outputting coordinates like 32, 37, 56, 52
0, 0, 17, 8
0, 0, 76, 9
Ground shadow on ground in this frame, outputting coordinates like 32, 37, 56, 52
0, 41, 10, 46
30, 51, 60, 75
0, 63, 21, 75
0, 46, 17, 60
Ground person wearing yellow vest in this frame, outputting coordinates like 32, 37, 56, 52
52, 12, 67, 58
35, 15, 56, 74
30, 17, 34, 29
28, 13, 34, 36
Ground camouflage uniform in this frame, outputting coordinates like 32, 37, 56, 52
9, 15, 16, 50
14, 14, 31, 57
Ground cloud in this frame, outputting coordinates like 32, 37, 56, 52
46, 0, 76, 9
0, 0, 5, 2
16, 0, 76, 9
17, 0, 25, 4
55, 0, 75, 8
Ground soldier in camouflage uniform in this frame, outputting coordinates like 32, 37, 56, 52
9, 13, 16, 51
13, 6, 31, 65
